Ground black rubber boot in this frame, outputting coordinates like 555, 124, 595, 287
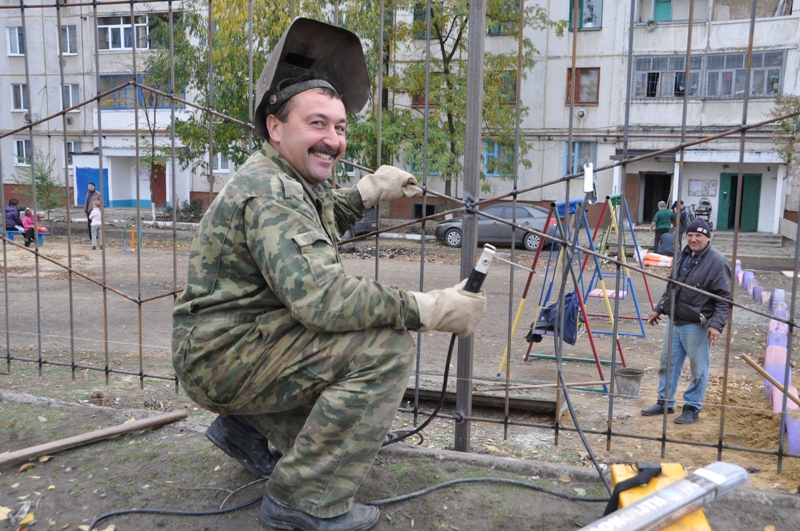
641, 400, 674, 416
260, 490, 379, 531
205, 415, 279, 477
674, 405, 700, 424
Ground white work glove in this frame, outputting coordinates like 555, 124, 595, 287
412, 280, 487, 338
357, 165, 423, 208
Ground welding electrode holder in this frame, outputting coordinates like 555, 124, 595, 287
464, 244, 496, 293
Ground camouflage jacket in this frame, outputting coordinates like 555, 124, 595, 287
172, 144, 421, 412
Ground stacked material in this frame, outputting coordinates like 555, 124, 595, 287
643, 252, 672, 267
735, 262, 799, 454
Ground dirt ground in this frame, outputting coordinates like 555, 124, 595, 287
2, 232, 800, 528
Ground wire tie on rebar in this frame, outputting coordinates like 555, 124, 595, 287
420, 184, 428, 196
453, 412, 464, 423
464, 198, 477, 215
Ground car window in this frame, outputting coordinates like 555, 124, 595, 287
480, 206, 505, 218
514, 207, 533, 219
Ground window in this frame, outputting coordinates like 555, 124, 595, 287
7, 27, 24, 55
653, 0, 671, 22
63, 84, 80, 111
488, 0, 519, 36
569, 0, 603, 30
99, 75, 174, 110
492, 71, 517, 105
412, 4, 429, 39
483, 139, 514, 177
563, 141, 596, 176
61, 25, 78, 55
98, 16, 149, 50
706, 51, 783, 99
634, 56, 700, 98
11, 84, 28, 111
14, 139, 31, 166
66, 140, 81, 166
212, 152, 229, 172
566, 68, 600, 104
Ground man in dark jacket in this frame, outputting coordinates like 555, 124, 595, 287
84, 182, 101, 238
642, 219, 730, 424
4, 198, 23, 231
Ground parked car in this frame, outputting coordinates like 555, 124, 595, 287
434, 204, 558, 251
350, 207, 377, 237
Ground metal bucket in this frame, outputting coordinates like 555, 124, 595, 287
615, 368, 644, 398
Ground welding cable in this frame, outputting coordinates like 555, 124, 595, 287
366, 477, 609, 506
86, 495, 262, 530
383, 334, 457, 446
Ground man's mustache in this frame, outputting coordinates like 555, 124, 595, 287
308, 143, 340, 158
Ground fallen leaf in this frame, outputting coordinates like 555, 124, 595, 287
100, 525, 115, 531
411, 519, 414, 527
50, 520, 57, 526
214, 465, 220, 472
37, 416, 47, 422
122, 417, 136, 424
558, 475, 572, 483
574, 488, 587, 496
18, 463, 35, 473
60, 524, 71, 530
6, 421, 14, 428
0, 506, 11, 521
78, 526, 90, 531
778, 510, 789, 519
20, 512, 34, 525
48, 485, 55, 490
11, 482, 19, 488
764, 526, 775, 531
29, 476, 40, 479
38, 456, 52, 463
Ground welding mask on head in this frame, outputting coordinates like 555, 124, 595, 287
253, 18, 370, 140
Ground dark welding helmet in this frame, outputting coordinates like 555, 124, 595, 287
253, 18, 370, 140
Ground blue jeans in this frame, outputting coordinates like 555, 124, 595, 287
657, 322, 710, 411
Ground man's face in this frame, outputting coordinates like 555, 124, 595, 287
266, 89, 347, 185
686, 231, 710, 254
88, 184, 95, 192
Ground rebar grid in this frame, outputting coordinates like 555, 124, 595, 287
1, 0, 799, 475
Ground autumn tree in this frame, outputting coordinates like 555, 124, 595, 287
340, 0, 565, 210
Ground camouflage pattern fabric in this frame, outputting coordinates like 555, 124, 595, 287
172, 143, 421, 517
238, 326, 414, 518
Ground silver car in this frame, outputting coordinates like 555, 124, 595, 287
434, 204, 558, 251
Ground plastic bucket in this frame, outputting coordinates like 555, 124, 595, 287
615, 368, 644, 398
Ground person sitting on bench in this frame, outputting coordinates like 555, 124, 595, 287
4, 198, 23, 233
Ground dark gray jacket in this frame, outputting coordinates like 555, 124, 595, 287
655, 242, 731, 331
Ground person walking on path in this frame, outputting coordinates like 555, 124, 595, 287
172, 18, 486, 531
84, 182, 101, 239
642, 219, 731, 425
650, 200, 674, 251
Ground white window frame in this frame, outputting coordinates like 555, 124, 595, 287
11, 84, 28, 111
66, 140, 81, 166
14, 139, 31, 166
212, 151, 230, 173
7, 27, 24, 56
63, 84, 80, 111
98, 15, 149, 50
634, 55, 701, 99
60, 25, 78, 55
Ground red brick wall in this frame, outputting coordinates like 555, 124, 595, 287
2, 184, 75, 208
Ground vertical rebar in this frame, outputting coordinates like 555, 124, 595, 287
454, 0, 487, 452
55, 0, 77, 382
91, 0, 105, 384
415, 0, 433, 428
247, 0, 254, 154
374, 0, 385, 282
18, 0, 44, 376
610, 0, 637, 454
207, 0, 215, 207
503, 0, 526, 441
130, 2, 142, 389
168, 0, 179, 394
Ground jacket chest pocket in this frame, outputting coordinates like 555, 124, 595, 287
293, 230, 338, 286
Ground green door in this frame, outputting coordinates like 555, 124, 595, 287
654, 0, 672, 21
717, 173, 761, 232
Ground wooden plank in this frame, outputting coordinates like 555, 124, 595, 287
0, 410, 188, 469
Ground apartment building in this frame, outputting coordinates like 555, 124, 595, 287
0, 1, 200, 210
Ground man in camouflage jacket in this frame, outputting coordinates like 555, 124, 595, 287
172, 18, 486, 531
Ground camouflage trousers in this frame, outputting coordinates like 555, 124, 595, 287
232, 326, 414, 518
